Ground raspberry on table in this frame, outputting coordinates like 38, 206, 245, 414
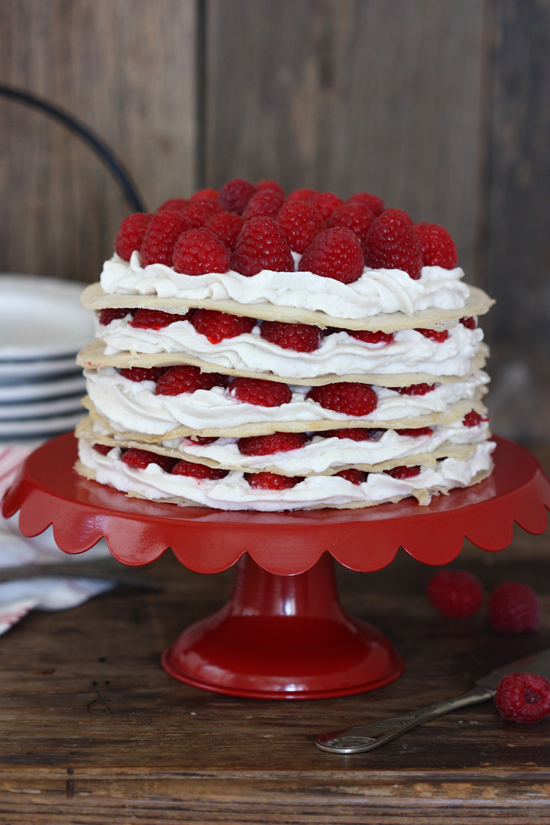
255, 180, 285, 195
119, 366, 168, 383
460, 316, 477, 330
242, 189, 285, 221
92, 443, 112, 456
329, 428, 384, 441
231, 217, 294, 277
245, 472, 300, 490
182, 198, 223, 228
140, 211, 191, 267
336, 468, 367, 485
415, 222, 458, 268
397, 383, 436, 396
384, 465, 422, 480
287, 188, 319, 202
260, 320, 321, 352
347, 192, 385, 217
230, 377, 292, 407
277, 201, 326, 253
121, 448, 178, 473
396, 427, 434, 437
416, 327, 450, 343
218, 178, 256, 214
172, 228, 230, 276
205, 211, 244, 252
155, 366, 226, 396
129, 308, 192, 330
98, 307, 134, 326
426, 570, 485, 618
299, 227, 364, 284
488, 582, 541, 633
238, 432, 308, 456
307, 382, 378, 416
327, 203, 376, 245
115, 213, 152, 261
463, 410, 488, 427
308, 192, 344, 220
156, 198, 189, 213
349, 329, 395, 345
190, 188, 219, 201
171, 460, 229, 480
363, 209, 423, 279
494, 673, 550, 723
191, 309, 255, 343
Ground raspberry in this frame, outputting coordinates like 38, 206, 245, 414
230, 377, 292, 407
129, 308, 192, 330
349, 329, 395, 345
171, 460, 229, 480
308, 192, 344, 220
347, 192, 385, 217
327, 203, 376, 245
231, 217, 294, 277
98, 307, 133, 326
397, 383, 436, 396
416, 327, 450, 343
172, 228, 230, 275
186, 435, 218, 445
260, 320, 321, 352
287, 188, 318, 202
191, 309, 255, 343
121, 449, 178, 473
255, 180, 285, 195
218, 178, 256, 214
190, 188, 219, 201
183, 198, 223, 228
277, 201, 326, 253
245, 472, 300, 490
330, 428, 383, 441
463, 410, 488, 427
364, 209, 423, 279
205, 211, 244, 252
238, 432, 308, 456
157, 198, 189, 213
336, 468, 367, 485
120, 366, 167, 383
396, 427, 434, 437
155, 366, 226, 396
427, 570, 484, 618
299, 227, 364, 284
242, 189, 285, 221
140, 211, 191, 267
92, 443, 112, 456
307, 382, 378, 416
488, 582, 541, 633
460, 316, 477, 330
115, 213, 152, 261
384, 465, 422, 479
494, 673, 550, 723
415, 222, 458, 268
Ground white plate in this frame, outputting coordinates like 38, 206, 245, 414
0, 275, 94, 360
0, 410, 85, 439
0, 374, 85, 403
0, 395, 83, 421
0, 356, 81, 385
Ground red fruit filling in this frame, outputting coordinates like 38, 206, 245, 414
129, 308, 192, 330
121, 448, 178, 473
395, 427, 434, 437
119, 367, 168, 383
245, 472, 300, 490
347, 192, 385, 217
416, 327, 450, 343
277, 201, 326, 253
92, 443, 112, 456
460, 316, 477, 330
397, 383, 436, 396
205, 211, 244, 252
140, 211, 191, 267
414, 222, 458, 268
155, 366, 226, 396
494, 673, 550, 723
172, 228, 230, 276
463, 410, 488, 427
349, 329, 395, 345
427, 570, 485, 618
327, 203, 376, 245
218, 178, 256, 214
299, 227, 364, 284
171, 460, 229, 480
260, 320, 321, 352
238, 432, 309, 456
363, 208, 422, 279
336, 468, 367, 485
231, 217, 294, 277
191, 309, 255, 343
329, 428, 383, 442
98, 307, 133, 326
307, 382, 378, 416
230, 377, 292, 407
488, 582, 541, 633
115, 213, 152, 261
384, 465, 422, 479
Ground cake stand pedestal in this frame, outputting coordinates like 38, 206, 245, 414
3, 435, 550, 700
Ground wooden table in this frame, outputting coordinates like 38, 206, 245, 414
1, 451, 549, 823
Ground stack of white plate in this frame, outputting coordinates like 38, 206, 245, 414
0, 275, 93, 442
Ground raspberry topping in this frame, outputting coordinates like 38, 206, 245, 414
205, 211, 244, 252
307, 382, 378, 416
218, 178, 256, 214
155, 366, 226, 396
260, 320, 321, 352
287, 188, 318, 202
308, 192, 344, 220
98, 307, 133, 326
238, 432, 308, 456
255, 180, 285, 195
277, 201, 326, 253
121, 448, 178, 473
397, 383, 436, 396
129, 308, 192, 330
172, 228, 230, 275
171, 460, 229, 480
336, 468, 367, 485
140, 211, 191, 267
190, 188, 219, 201
460, 316, 477, 330
396, 427, 434, 437
191, 309, 255, 343
183, 198, 223, 228
414, 222, 458, 268
347, 192, 385, 217
349, 329, 395, 345
427, 570, 485, 618
92, 443, 112, 456
299, 227, 364, 284
416, 327, 450, 343
242, 189, 285, 221
230, 377, 292, 407
231, 217, 294, 277
156, 198, 189, 213
327, 203, 376, 245
245, 472, 300, 490
115, 213, 152, 261
463, 410, 488, 427
488, 582, 541, 633
363, 208, 423, 279
384, 465, 422, 479
120, 367, 167, 383
494, 673, 550, 723
330, 428, 383, 441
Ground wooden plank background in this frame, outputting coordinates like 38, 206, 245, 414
0, 0, 549, 441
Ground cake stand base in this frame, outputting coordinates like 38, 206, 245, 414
161, 552, 404, 699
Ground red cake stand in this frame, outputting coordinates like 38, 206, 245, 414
3, 434, 550, 699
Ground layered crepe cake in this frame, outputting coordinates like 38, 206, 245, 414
76, 180, 495, 512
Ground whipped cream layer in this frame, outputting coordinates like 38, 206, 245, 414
100, 252, 470, 320
85, 368, 489, 436
96, 314, 483, 380
78, 439, 495, 512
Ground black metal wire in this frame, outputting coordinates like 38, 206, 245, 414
0, 84, 146, 213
